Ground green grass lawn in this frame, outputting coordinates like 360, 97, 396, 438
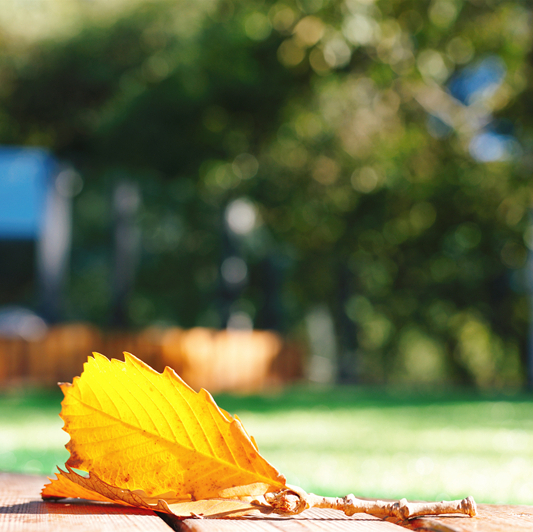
1, 386, 533, 505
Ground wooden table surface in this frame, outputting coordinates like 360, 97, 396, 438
2, 472, 533, 532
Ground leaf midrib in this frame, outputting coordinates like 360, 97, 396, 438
66, 393, 278, 485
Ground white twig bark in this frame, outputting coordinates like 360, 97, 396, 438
264, 487, 477, 520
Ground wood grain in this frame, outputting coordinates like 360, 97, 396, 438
401, 503, 533, 532
0, 472, 173, 531
6, 472, 533, 532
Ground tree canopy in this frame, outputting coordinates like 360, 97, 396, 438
1, 0, 532, 387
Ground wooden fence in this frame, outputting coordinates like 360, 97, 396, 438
0, 323, 304, 393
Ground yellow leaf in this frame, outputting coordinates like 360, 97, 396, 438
43, 467, 266, 518
57, 352, 286, 501
42, 468, 116, 504
161, 498, 269, 518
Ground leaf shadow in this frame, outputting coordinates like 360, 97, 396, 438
0, 499, 155, 516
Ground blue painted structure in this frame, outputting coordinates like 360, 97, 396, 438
0, 146, 74, 324
0, 147, 55, 240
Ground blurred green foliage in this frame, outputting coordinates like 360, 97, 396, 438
0, 0, 532, 387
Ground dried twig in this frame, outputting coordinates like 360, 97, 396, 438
264, 486, 477, 520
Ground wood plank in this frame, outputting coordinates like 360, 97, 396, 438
8, 472, 533, 532
0, 473, 174, 532
403, 503, 533, 532
177, 507, 411, 531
